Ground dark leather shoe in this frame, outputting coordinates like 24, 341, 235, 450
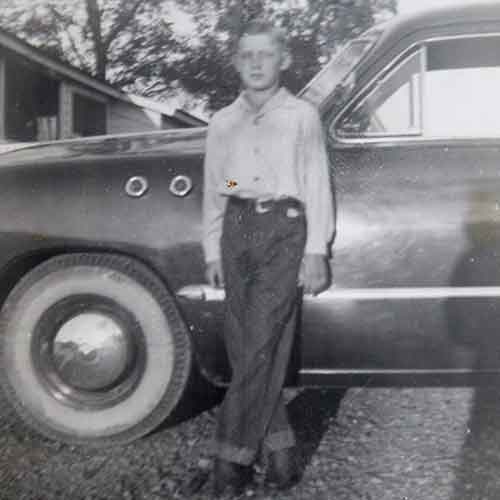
213, 458, 253, 496
266, 447, 301, 490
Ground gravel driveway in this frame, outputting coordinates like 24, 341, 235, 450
1, 384, 498, 500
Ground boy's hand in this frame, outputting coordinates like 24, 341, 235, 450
206, 260, 224, 288
299, 254, 329, 295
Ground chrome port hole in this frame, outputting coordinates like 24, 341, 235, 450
125, 176, 149, 198
169, 175, 193, 197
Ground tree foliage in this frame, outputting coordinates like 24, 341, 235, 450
170, 0, 397, 111
0, 0, 177, 88
0, 0, 397, 113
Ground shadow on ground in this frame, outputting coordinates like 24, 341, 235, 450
152, 369, 225, 435
451, 386, 500, 500
447, 209, 500, 500
178, 387, 347, 498
288, 388, 347, 471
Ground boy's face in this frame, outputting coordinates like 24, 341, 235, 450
234, 33, 291, 91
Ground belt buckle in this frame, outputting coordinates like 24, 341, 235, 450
255, 199, 271, 214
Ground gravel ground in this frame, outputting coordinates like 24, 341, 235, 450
1, 384, 499, 500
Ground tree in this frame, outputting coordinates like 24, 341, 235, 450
0, 0, 177, 90
0, 0, 397, 113
169, 0, 397, 111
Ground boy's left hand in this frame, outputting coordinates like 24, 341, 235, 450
299, 254, 329, 295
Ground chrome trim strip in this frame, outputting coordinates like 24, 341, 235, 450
176, 285, 225, 301
299, 368, 479, 375
425, 32, 500, 42
331, 31, 500, 145
176, 285, 500, 302
420, 44, 427, 134
310, 287, 500, 300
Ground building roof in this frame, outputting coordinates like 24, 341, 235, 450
0, 26, 206, 127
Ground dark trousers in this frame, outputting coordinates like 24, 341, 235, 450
214, 196, 306, 466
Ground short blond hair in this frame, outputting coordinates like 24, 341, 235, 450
235, 19, 288, 52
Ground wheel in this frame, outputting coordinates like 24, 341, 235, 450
0, 253, 192, 446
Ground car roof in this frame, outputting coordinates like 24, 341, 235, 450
372, 2, 500, 60
396, 1, 500, 28
311, 2, 500, 113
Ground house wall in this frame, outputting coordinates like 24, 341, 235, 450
0, 50, 199, 142
108, 101, 163, 134
161, 115, 180, 129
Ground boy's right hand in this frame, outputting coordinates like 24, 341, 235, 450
206, 260, 224, 288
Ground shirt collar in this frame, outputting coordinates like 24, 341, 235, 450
237, 87, 292, 115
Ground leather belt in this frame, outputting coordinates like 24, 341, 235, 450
228, 196, 303, 214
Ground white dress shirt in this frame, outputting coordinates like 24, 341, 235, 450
202, 87, 335, 263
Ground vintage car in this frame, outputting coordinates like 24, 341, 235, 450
1, 3, 500, 447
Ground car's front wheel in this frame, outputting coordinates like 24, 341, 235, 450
0, 253, 192, 446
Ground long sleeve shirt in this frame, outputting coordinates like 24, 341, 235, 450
202, 87, 335, 263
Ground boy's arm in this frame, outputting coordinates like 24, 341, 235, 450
202, 119, 228, 265
302, 104, 335, 257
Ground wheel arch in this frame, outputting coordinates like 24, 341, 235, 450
0, 246, 217, 388
0, 246, 172, 309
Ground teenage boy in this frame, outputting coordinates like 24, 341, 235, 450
203, 19, 335, 495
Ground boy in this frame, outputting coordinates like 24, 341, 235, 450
202, 19, 335, 495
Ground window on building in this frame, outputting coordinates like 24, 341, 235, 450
72, 92, 106, 137
5, 58, 59, 141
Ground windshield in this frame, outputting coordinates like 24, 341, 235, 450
300, 28, 384, 108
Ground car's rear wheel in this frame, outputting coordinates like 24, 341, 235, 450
0, 253, 192, 446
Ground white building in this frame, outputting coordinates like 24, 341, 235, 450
0, 28, 205, 143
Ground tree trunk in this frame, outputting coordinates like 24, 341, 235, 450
85, 0, 107, 80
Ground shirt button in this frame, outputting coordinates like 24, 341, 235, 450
254, 147, 260, 155
253, 176, 260, 182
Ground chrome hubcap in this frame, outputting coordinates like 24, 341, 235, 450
33, 295, 146, 409
53, 312, 131, 391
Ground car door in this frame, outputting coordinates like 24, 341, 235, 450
299, 33, 500, 384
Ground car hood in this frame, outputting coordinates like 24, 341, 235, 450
0, 127, 208, 168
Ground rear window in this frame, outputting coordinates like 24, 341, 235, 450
335, 34, 500, 140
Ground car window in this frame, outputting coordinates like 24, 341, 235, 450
300, 27, 384, 107
334, 35, 500, 140
336, 48, 423, 137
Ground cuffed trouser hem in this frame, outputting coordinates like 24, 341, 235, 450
212, 440, 257, 466
263, 430, 296, 452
